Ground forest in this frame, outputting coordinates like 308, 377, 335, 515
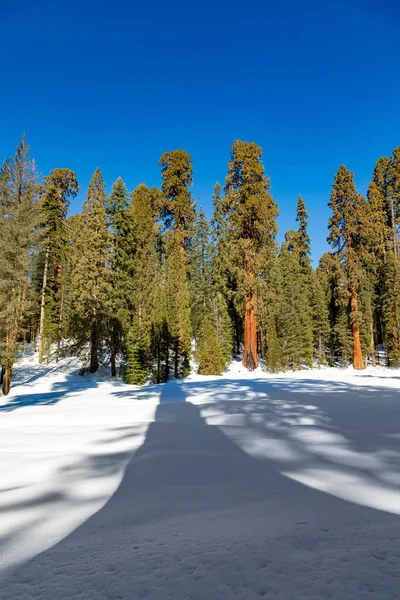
0, 136, 399, 395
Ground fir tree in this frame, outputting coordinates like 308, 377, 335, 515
211, 182, 239, 355
0, 136, 38, 394
195, 313, 226, 375
224, 140, 278, 369
38, 169, 79, 363
106, 177, 132, 375
70, 169, 110, 373
328, 165, 366, 370
125, 184, 160, 383
159, 150, 195, 377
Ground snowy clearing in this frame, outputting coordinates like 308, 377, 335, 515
1, 357, 400, 599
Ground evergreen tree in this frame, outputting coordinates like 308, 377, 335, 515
38, 169, 79, 363
211, 182, 239, 355
190, 208, 212, 339
195, 313, 226, 375
125, 317, 147, 385
328, 165, 366, 370
275, 243, 313, 369
159, 150, 195, 377
0, 136, 38, 394
366, 148, 400, 365
125, 184, 160, 384
224, 140, 278, 369
70, 169, 110, 373
106, 177, 132, 376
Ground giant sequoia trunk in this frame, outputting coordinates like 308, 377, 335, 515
242, 290, 258, 370
350, 289, 364, 370
2, 367, 11, 396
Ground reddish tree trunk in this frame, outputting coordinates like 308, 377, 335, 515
2, 367, 11, 396
242, 291, 258, 370
350, 290, 364, 370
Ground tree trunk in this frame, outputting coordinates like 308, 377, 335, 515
391, 199, 398, 261
157, 337, 161, 384
174, 339, 179, 378
318, 333, 322, 367
38, 244, 50, 364
2, 367, 11, 396
110, 324, 117, 377
89, 318, 99, 373
165, 334, 169, 382
350, 289, 364, 370
242, 291, 258, 369
56, 261, 64, 363
371, 323, 376, 367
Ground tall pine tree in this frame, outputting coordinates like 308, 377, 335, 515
328, 166, 366, 370
70, 169, 110, 373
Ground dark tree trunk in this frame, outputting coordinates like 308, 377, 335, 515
110, 346, 117, 377
174, 339, 179, 378
156, 337, 161, 384
89, 319, 99, 373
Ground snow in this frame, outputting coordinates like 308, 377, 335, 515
2, 356, 400, 598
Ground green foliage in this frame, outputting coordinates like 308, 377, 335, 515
160, 150, 195, 377
195, 314, 226, 375
38, 169, 79, 362
69, 168, 110, 373
0, 136, 38, 392
125, 318, 147, 385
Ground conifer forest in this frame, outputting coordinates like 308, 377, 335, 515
1, 136, 399, 396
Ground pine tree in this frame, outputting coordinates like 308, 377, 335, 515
70, 169, 110, 373
211, 182, 238, 355
125, 317, 147, 385
275, 243, 313, 369
38, 169, 79, 363
295, 195, 312, 271
366, 148, 400, 365
0, 136, 38, 394
124, 184, 160, 383
159, 150, 195, 377
106, 177, 132, 376
224, 140, 278, 369
195, 313, 226, 375
328, 165, 366, 370
190, 208, 212, 339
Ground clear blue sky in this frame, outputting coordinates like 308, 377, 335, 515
1, 0, 399, 262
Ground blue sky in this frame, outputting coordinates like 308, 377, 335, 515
1, 0, 399, 262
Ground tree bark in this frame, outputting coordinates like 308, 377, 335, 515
350, 289, 364, 370
38, 244, 50, 364
56, 261, 63, 363
2, 367, 11, 396
89, 318, 99, 373
371, 322, 376, 367
110, 326, 117, 377
174, 339, 179, 378
242, 291, 258, 369
2, 327, 14, 395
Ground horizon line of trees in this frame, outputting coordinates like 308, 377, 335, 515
0, 136, 399, 395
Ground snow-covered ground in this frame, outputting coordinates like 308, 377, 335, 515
2, 356, 400, 599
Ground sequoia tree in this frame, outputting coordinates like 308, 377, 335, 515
224, 140, 278, 369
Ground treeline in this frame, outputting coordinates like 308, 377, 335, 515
0, 137, 399, 394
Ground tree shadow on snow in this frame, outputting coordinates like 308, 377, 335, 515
2, 377, 400, 598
